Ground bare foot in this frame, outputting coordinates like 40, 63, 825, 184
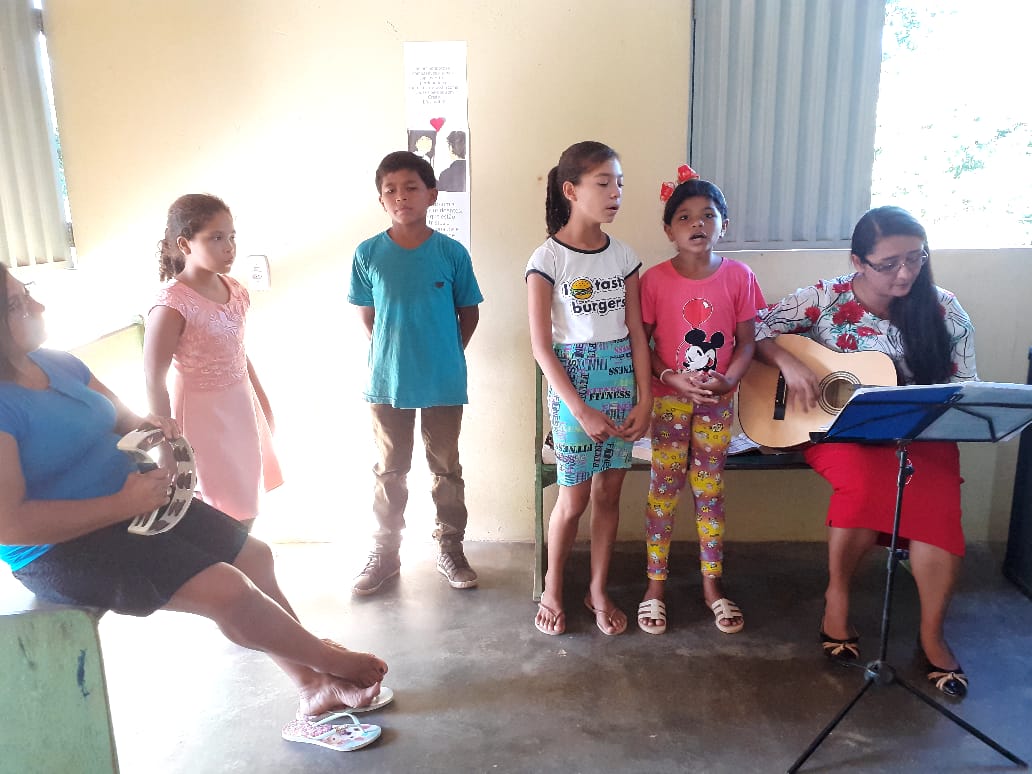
319, 639, 387, 687
298, 675, 382, 719
535, 602, 565, 635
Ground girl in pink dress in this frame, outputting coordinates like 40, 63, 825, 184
144, 194, 282, 530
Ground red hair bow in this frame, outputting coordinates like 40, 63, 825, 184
659, 164, 700, 202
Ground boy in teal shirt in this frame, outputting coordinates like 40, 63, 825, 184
348, 151, 483, 594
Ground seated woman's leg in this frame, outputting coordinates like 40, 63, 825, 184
824, 525, 878, 640
163, 561, 387, 714
231, 536, 299, 620
908, 538, 962, 670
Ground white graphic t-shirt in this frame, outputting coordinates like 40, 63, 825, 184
525, 235, 642, 344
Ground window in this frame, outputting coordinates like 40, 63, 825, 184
689, 0, 884, 250
0, 0, 73, 268
689, 0, 1030, 250
872, 0, 1032, 248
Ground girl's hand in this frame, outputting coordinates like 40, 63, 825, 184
573, 405, 619, 443
664, 371, 719, 404
618, 401, 652, 442
140, 414, 181, 440
691, 371, 737, 397
117, 468, 173, 517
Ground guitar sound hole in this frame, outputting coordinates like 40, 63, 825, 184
819, 372, 860, 413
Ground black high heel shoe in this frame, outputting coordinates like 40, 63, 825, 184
926, 662, 968, 698
820, 627, 860, 664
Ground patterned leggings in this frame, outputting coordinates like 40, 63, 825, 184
645, 393, 734, 580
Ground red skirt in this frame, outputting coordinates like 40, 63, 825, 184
803, 441, 965, 557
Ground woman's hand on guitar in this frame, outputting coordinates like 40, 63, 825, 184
618, 400, 652, 442
778, 358, 821, 411
573, 404, 620, 443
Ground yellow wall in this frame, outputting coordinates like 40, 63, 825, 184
41, 0, 1031, 544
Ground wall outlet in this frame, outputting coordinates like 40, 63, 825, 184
248, 254, 271, 291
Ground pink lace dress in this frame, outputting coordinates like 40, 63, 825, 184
152, 276, 282, 521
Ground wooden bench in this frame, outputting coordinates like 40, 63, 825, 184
0, 318, 145, 772
533, 366, 809, 600
0, 577, 118, 772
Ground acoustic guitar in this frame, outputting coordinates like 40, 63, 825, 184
738, 335, 897, 448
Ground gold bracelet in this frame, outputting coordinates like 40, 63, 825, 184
659, 368, 675, 384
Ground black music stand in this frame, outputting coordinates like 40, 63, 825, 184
788, 381, 1032, 773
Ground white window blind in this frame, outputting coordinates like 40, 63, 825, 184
690, 0, 885, 249
0, 0, 70, 267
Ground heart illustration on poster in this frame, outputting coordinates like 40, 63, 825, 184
430, 117, 446, 131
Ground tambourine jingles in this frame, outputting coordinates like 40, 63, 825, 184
116, 427, 196, 536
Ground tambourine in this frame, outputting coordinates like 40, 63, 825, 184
116, 427, 196, 536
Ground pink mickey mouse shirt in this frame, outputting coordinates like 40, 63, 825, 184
640, 257, 766, 398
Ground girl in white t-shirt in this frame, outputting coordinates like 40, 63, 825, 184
525, 141, 652, 636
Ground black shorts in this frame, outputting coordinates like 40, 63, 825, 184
13, 499, 248, 616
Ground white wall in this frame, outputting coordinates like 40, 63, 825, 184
41, 0, 1031, 545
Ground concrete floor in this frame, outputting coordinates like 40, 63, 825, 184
100, 540, 1032, 774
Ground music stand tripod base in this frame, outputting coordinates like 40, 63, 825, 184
788, 382, 1032, 772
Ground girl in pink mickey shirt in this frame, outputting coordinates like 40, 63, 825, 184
637, 167, 765, 636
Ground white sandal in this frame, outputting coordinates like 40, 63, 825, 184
637, 598, 667, 635
710, 597, 744, 634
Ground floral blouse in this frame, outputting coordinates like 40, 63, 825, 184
755, 273, 977, 384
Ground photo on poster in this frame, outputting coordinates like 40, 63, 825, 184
408, 129, 437, 167
437, 129, 466, 193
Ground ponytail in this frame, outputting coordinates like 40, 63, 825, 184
545, 166, 569, 235
157, 235, 186, 281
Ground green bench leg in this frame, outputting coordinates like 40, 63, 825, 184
0, 608, 118, 773
535, 466, 545, 601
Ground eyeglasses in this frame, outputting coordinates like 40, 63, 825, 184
862, 249, 929, 275
6, 282, 36, 319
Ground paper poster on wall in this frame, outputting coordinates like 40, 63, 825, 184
404, 41, 470, 251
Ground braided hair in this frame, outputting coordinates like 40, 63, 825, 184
157, 194, 231, 281
545, 141, 619, 235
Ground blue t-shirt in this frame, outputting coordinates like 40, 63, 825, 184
348, 230, 484, 409
0, 350, 135, 570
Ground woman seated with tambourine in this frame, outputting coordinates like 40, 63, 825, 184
0, 262, 388, 720
754, 206, 976, 698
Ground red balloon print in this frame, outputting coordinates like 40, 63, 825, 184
682, 298, 713, 328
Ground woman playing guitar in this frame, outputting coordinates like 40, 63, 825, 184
755, 206, 976, 698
